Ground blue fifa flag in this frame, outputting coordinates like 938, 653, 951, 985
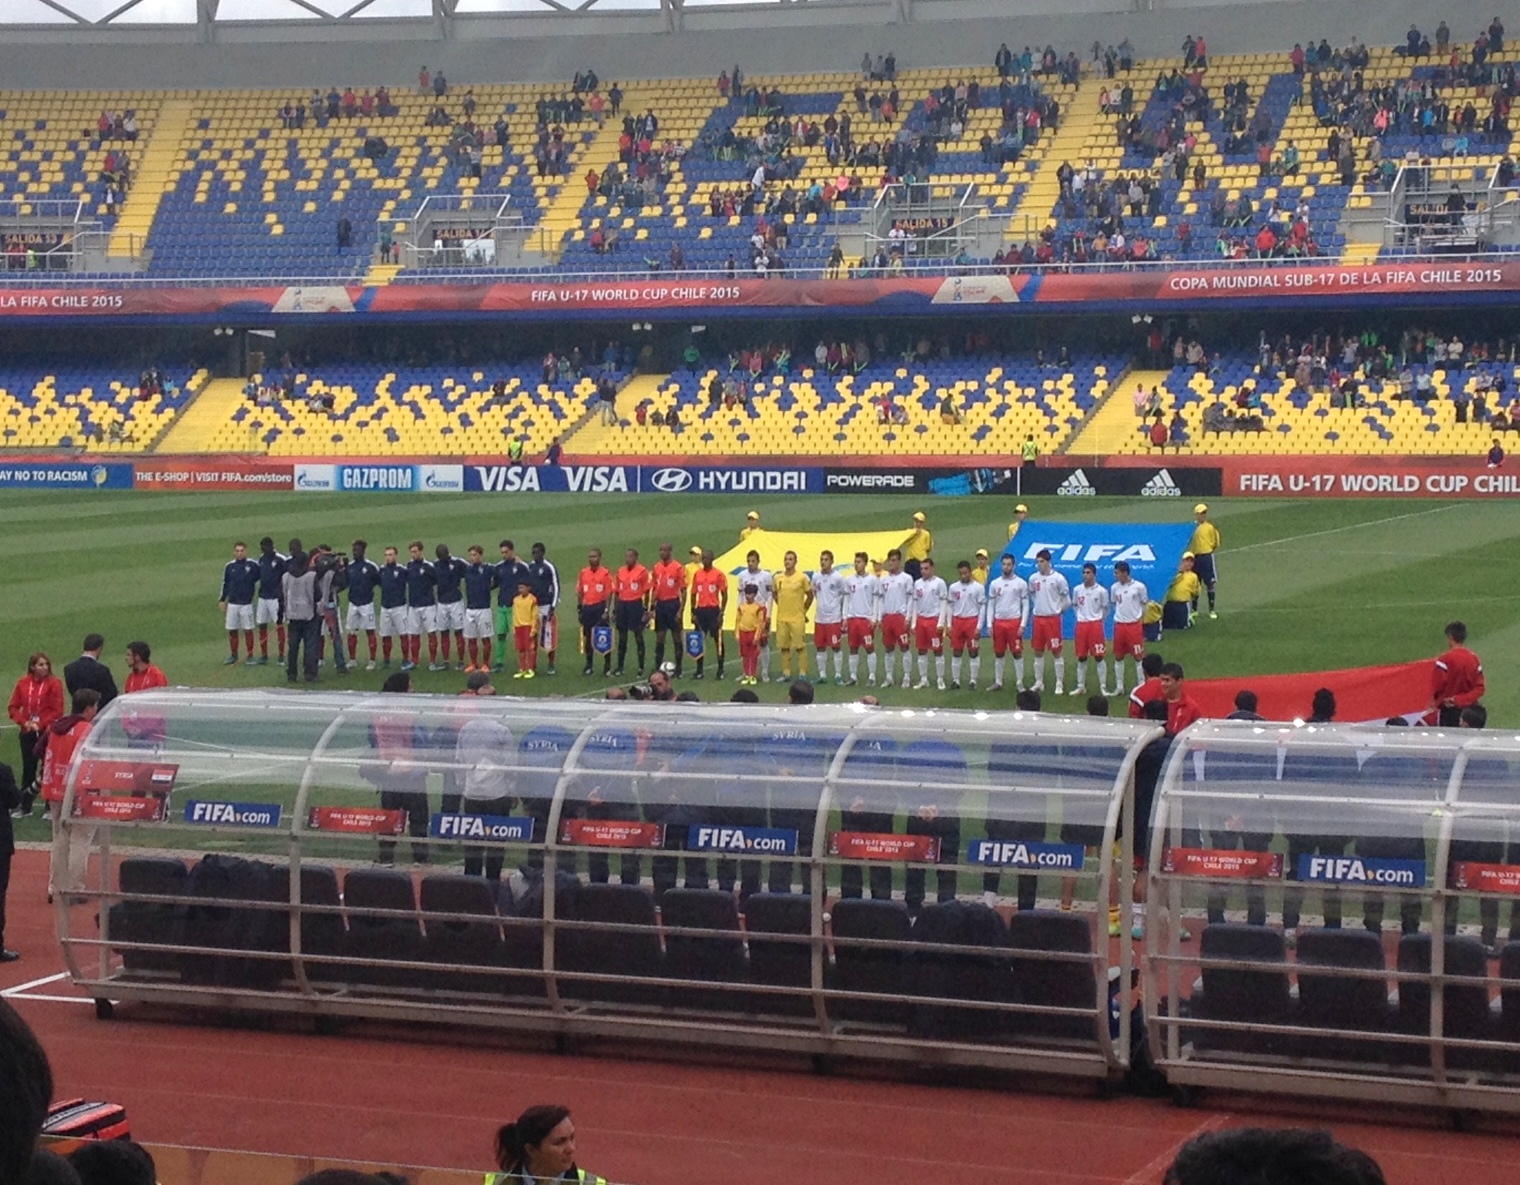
688, 824, 798, 854
1297, 855, 1427, 886
685, 629, 706, 659
999, 519, 1195, 639
968, 839, 1086, 869
592, 625, 614, 654
430, 813, 536, 841
183, 799, 282, 828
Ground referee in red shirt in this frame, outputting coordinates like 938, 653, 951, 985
1431, 620, 1485, 727
613, 548, 653, 677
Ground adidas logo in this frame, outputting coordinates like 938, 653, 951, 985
1056, 468, 1097, 497
1140, 469, 1183, 497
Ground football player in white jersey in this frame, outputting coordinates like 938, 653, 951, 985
843, 551, 882, 686
1028, 548, 1072, 695
947, 560, 988, 690
810, 550, 849, 685
741, 549, 775, 682
1071, 562, 1112, 696
910, 557, 950, 690
986, 554, 1030, 693
1108, 560, 1149, 696
878, 549, 916, 689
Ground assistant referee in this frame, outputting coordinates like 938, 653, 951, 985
1187, 503, 1220, 619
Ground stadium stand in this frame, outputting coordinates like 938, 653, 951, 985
1100, 336, 1520, 455
210, 360, 626, 455
564, 348, 1123, 457
0, 364, 207, 451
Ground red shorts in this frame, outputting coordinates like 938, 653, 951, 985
1032, 614, 1064, 654
881, 612, 909, 651
991, 619, 1024, 657
1075, 620, 1107, 659
913, 619, 943, 653
846, 617, 876, 651
814, 621, 842, 650
950, 616, 980, 651
1113, 620, 1145, 659
514, 624, 535, 651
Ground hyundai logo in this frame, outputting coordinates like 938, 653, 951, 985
649, 467, 694, 493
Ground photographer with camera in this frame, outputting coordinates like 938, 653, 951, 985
312, 545, 349, 675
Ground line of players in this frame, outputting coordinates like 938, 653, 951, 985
218, 537, 563, 676
787, 545, 1150, 696
217, 535, 1153, 695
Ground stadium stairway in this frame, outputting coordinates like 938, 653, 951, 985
1001, 78, 1102, 243
1064, 367, 1167, 454
108, 97, 197, 260
153, 377, 251, 452
564, 372, 667, 448
537, 114, 631, 261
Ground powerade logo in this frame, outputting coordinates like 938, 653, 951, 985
826, 473, 919, 489
649, 467, 693, 493
968, 840, 1086, 869
430, 813, 535, 840
687, 825, 798, 854
1298, 856, 1426, 886
339, 466, 416, 491
183, 799, 282, 828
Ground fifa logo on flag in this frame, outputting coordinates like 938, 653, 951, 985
685, 629, 705, 659
592, 625, 613, 654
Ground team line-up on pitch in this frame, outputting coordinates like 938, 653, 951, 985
217, 507, 1222, 696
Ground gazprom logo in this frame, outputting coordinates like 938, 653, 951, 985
649, 467, 694, 493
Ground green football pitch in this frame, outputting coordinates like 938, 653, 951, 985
3, 489, 1513, 737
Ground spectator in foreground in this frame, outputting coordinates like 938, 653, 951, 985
1165, 1127, 1384, 1185
491, 1105, 608, 1185
68, 1141, 156, 1185
0, 998, 53, 1185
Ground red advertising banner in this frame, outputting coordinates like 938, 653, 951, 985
558, 818, 666, 848
73, 759, 179, 795
74, 792, 169, 822
1220, 458, 1520, 499
1162, 848, 1284, 879
1185, 660, 1433, 724
134, 461, 295, 491
827, 831, 942, 862
307, 805, 407, 835
1450, 862, 1520, 895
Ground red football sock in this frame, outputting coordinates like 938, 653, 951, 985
382, 637, 393, 662
454, 631, 464, 661
368, 633, 378, 659
427, 635, 438, 663
348, 634, 358, 660
481, 639, 492, 669
243, 629, 254, 655
258, 625, 269, 656
467, 640, 479, 667
440, 633, 451, 662
228, 631, 240, 659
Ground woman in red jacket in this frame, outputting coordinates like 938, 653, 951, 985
8, 652, 63, 808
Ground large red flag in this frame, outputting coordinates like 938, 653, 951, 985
1184, 660, 1434, 724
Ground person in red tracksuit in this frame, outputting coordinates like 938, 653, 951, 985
1431, 620, 1485, 727
41, 689, 100, 900
1128, 652, 1166, 718
8, 652, 64, 810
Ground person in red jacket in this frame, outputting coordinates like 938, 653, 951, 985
8, 653, 63, 811
1128, 652, 1165, 718
1431, 620, 1485, 727
40, 689, 100, 900
122, 641, 168, 748
1159, 662, 1203, 735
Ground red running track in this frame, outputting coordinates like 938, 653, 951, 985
3, 852, 1517, 1185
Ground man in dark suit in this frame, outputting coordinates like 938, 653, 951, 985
0, 761, 19, 960
63, 635, 117, 710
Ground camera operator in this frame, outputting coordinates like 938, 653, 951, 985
313, 545, 350, 675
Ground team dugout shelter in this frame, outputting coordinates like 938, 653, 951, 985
53, 691, 1520, 1110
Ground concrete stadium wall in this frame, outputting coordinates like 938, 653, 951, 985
0, 0, 1504, 90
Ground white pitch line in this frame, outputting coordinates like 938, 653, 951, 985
1230, 503, 1462, 554
6, 994, 99, 1006
1, 971, 69, 997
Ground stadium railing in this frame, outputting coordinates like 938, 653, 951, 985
3, 247, 1519, 288
1145, 720, 1520, 1112
55, 690, 1155, 1084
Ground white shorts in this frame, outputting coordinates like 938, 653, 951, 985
345, 602, 377, 632
225, 602, 254, 631
256, 597, 282, 625
464, 607, 493, 639
436, 601, 466, 632
404, 605, 437, 636
379, 606, 407, 638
